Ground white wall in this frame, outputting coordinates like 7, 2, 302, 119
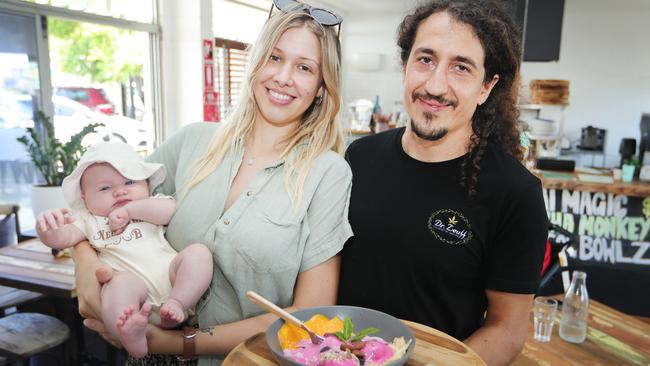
521, 0, 650, 166
158, 0, 212, 136
341, 10, 409, 120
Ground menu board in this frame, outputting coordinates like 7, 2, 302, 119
544, 188, 650, 316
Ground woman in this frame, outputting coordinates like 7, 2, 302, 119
73, 4, 349, 365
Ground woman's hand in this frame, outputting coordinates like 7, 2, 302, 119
73, 241, 123, 347
72, 241, 104, 320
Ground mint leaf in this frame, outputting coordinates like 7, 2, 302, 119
343, 317, 353, 339
351, 327, 379, 342
335, 331, 346, 342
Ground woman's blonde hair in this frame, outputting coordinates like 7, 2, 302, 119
181, 10, 343, 209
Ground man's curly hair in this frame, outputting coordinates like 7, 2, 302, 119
397, 0, 523, 197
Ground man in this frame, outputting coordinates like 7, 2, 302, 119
337, 1, 548, 365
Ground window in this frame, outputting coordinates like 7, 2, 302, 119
0, 10, 41, 232
215, 38, 248, 120
19, 0, 155, 23
1, 1, 159, 232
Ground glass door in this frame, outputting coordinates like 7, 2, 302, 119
0, 10, 43, 232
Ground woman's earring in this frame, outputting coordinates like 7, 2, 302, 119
315, 96, 323, 106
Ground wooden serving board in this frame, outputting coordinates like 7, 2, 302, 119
223, 320, 485, 366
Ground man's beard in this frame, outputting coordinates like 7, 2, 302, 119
409, 91, 455, 141
410, 112, 448, 141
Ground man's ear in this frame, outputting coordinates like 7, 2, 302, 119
478, 74, 500, 106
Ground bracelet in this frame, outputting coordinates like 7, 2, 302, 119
177, 326, 197, 361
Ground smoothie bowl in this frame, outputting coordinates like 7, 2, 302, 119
266, 306, 414, 366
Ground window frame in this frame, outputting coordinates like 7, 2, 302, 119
0, 0, 162, 145
215, 37, 249, 120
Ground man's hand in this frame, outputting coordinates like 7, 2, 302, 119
108, 206, 130, 234
36, 208, 75, 235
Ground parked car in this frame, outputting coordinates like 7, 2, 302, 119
52, 95, 150, 151
0, 93, 34, 129
54, 87, 115, 115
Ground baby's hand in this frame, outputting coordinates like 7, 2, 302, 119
36, 208, 75, 235
108, 207, 130, 234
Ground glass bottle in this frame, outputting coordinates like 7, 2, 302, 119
369, 95, 380, 132
559, 271, 589, 343
372, 95, 381, 114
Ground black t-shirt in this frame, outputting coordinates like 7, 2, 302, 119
337, 128, 548, 341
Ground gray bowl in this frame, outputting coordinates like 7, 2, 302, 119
266, 305, 414, 366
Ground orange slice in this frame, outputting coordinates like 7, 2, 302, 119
278, 314, 344, 350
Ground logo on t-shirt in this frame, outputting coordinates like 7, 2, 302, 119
427, 209, 473, 245
93, 227, 143, 247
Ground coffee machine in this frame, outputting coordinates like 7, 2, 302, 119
639, 113, 650, 165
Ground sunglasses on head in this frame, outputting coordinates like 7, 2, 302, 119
268, 0, 343, 36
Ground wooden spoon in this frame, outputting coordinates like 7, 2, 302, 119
246, 290, 324, 344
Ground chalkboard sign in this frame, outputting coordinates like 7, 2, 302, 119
543, 188, 650, 316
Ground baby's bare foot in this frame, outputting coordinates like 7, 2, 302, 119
160, 297, 185, 327
116, 303, 151, 358
95, 266, 113, 284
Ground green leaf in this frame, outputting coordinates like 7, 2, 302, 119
351, 327, 380, 342
16, 112, 102, 186
343, 317, 353, 340
334, 331, 346, 342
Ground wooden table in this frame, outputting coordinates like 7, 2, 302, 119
0, 239, 75, 298
513, 296, 650, 365
223, 320, 485, 366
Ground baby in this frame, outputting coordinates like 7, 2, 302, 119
36, 142, 213, 358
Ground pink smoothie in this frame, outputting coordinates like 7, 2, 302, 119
284, 334, 397, 366
360, 337, 396, 364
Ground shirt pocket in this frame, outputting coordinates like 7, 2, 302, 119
234, 209, 302, 273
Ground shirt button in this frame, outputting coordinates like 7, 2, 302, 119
246, 191, 253, 197
223, 218, 230, 225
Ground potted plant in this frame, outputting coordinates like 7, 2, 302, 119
16, 111, 102, 217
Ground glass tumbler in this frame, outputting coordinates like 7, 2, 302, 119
533, 296, 558, 342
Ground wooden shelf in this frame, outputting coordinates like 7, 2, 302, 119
537, 170, 650, 196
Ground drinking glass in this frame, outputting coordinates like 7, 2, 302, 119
533, 296, 558, 342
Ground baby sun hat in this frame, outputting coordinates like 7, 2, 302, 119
62, 142, 166, 209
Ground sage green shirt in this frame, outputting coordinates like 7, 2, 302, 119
148, 122, 352, 365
